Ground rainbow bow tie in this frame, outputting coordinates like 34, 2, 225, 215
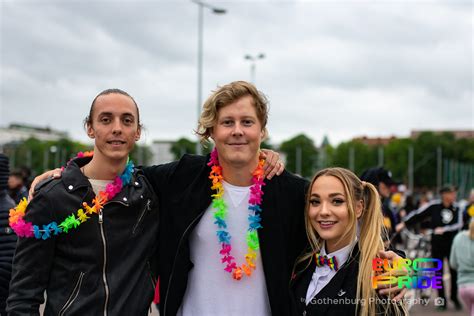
315, 253, 339, 271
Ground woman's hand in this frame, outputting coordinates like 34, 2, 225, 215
375, 250, 408, 302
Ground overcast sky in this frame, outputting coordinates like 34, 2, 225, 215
0, 0, 472, 147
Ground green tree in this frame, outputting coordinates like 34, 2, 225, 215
260, 138, 274, 150
5, 137, 91, 175
384, 138, 414, 184
279, 134, 318, 178
170, 138, 196, 160
331, 141, 377, 176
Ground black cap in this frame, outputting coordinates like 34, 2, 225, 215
360, 167, 395, 187
0, 154, 9, 190
440, 184, 457, 194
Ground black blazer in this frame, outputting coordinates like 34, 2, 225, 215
290, 244, 361, 316
290, 244, 404, 316
144, 154, 309, 316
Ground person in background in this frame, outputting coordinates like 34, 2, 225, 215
463, 189, 474, 230
360, 167, 398, 241
8, 170, 28, 204
396, 184, 463, 311
18, 166, 33, 191
0, 154, 17, 315
450, 218, 474, 315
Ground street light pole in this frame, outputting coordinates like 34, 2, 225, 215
192, 0, 226, 155
244, 53, 265, 84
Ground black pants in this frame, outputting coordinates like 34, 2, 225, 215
431, 238, 458, 305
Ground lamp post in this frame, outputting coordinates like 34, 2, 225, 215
244, 53, 265, 84
192, 0, 226, 155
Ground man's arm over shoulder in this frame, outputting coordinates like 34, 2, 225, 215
142, 154, 207, 196
274, 171, 310, 264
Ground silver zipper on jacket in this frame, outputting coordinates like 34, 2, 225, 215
163, 211, 205, 316
59, 272, 85, 316
99, 209, 109, 316
132, 199, 151, 235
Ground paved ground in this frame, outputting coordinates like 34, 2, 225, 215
407, 292, 468, 315
407, 264, 469, 316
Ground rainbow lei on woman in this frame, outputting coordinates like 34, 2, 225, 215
207, 148, 265, 280
8, 151, 134, 240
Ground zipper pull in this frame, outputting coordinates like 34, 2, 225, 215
99, 209, 103, 223
146, 199, 151, 211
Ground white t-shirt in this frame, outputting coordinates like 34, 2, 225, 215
178, 181, 271, 316
88, 178, 112, 195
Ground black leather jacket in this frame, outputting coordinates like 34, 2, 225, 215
7, 156, 159, 316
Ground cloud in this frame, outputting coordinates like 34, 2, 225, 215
1, 0, 472, 146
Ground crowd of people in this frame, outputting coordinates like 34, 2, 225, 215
0, 82, 472, 316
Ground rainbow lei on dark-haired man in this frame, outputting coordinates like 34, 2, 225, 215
207, 148, 265, 281
8, 151, 134, 240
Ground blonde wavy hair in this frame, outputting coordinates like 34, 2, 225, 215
196, 81, 269, 143
295, 167, 406, 316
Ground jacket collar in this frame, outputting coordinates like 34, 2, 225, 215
313, 244, 360, 312
291, 241, 360, 289
61, 156, 93, 193
61, 156, 142, 204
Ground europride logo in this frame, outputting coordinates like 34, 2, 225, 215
371, 258, 442, 289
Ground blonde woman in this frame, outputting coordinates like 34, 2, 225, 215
450, 218, 474, 314
290, 167, 406, 316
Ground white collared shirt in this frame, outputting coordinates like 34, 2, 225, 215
305, 241, 356, 305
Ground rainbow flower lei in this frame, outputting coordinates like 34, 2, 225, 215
207, 148, 265, 280
8, 151, 134, 240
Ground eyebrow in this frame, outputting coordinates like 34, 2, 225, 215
98, 112, 135, 117
219, 115, 256, 120
310, 193, 345, 198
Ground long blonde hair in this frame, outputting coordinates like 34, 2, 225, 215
296, 167, 404, 316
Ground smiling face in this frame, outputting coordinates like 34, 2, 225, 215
210, 95, 264, 169
308, 175, 362, 253
87, 93, 141, 162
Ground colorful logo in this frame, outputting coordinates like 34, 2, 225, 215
372, 258, 443, 289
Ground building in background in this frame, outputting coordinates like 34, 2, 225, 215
411, 130, 474, 140
352, 136, 397, 146
150, 140, 174, 165
0, 124, 68, 150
